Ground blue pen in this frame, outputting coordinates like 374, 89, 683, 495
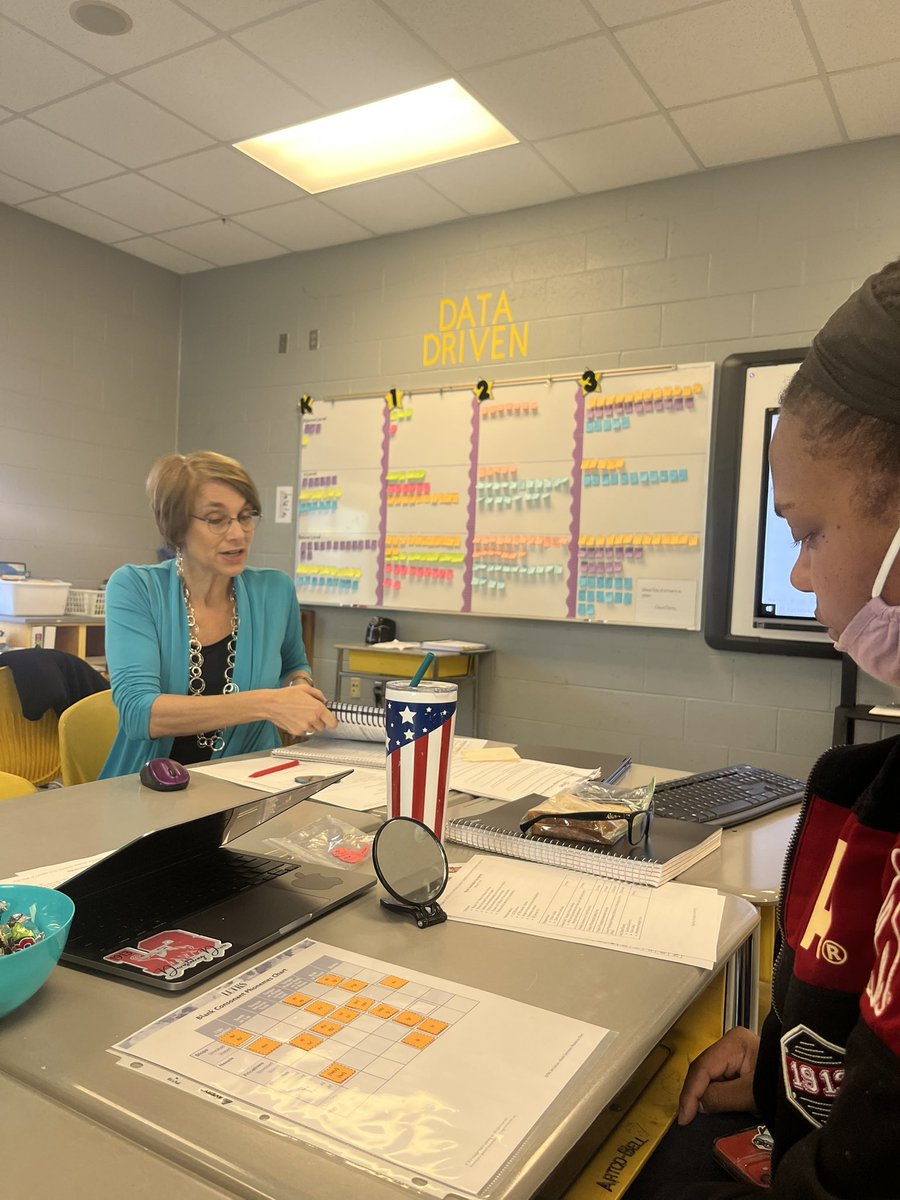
605, 756, 633, 786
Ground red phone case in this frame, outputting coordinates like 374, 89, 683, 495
712, 1127, 773, 1188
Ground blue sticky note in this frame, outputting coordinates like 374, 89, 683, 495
624, 578, 633, 590
624, 592, 632, 605
615, 578, 623, 589
679, 468, 688, 481
606, 591, 614, 603
630, 473, 639, 485
660, 470, 669, 482
622, 416, 631, 429
649, 471, 658, 484
603, 419, 612, 431
578, 604, 585, 617
610, 474, 618, 486
601, 474, 609, 487
640, 472, 649, 484
612, 418, 621, 431
614, 593, 622, 604
597, 592, 605, 603
587, 604, 595, 617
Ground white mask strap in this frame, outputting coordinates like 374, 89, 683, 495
871, 523, 900, 598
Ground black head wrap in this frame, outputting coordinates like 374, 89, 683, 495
794, 263, 900, 425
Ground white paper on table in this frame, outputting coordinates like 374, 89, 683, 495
271, 735, 486, 772
460, 745, 521, 763
109, 938, 614, 1199
449, 758, 594, 802
441, 856, 725, 969
191, 759, 387, 811
1, 850, 114, 888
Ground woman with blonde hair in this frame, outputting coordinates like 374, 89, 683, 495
101, 451, 334, 777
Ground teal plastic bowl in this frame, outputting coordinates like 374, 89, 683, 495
0, 885, 75, 1019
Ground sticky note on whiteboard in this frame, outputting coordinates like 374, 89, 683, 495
634, 579, 698, 628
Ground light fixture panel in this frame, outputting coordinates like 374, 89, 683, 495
234, 80, 517, 194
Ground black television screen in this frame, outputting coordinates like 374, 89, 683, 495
704, 349, 834, 657
754, 409, 821, 629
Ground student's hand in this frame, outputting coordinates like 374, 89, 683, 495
677, 1027, 760, 1125
268, 683, 337, 737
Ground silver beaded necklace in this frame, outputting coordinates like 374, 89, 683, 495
178, 556, 240, 753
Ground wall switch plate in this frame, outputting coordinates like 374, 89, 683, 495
275, 485, 293, 524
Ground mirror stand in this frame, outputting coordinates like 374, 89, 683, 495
379, 897, 447, 929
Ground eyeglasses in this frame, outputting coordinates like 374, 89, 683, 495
520, 801, 654, 846
190, 511, 261, 534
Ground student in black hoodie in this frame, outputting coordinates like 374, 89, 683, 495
632, 257, 900, 1199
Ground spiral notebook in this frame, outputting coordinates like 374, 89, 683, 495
446, 794, 722, 886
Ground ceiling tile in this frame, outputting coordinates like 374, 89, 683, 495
0, 119, 120, 190
463, 35, 654, 141
320, 175, 465, 235
831, 62, 900, 140
616, 0, 816, 107
115, 236, 215, 274
383, 0, 599, 69
0, 170, 44, 205
30, 82, 213, 169
123, 39, 319, 143
235, 198, 372, 251
801, 0, 900, 71
673, 80, 840, 166
158, 220, 287, 266
0, 16, 102, 112
142, 147, 301, 214
538, 114, 697, 193
236, 0, 446, 109
177, 0, 304, 32
0, 0, 214, 74
63, 174, 216, 233
20, 195, 140, 243
588, 0, 722, 25
422, 144, 574, 214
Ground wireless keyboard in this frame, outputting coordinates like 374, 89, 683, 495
653, 764, 804, 829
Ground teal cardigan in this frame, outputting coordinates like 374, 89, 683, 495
100, 560, 310, 778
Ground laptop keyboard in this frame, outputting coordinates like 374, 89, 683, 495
69, 851, 296, 951
653, 765, 804, 829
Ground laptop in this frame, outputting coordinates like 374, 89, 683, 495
58, 770, 375, 992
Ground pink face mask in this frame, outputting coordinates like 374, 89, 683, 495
835, 525, 900, 683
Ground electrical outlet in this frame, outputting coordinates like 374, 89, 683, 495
274, 485, 293, 524
349, 676, 361, 699
309, 328, 320, 350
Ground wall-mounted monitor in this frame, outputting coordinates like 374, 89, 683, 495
704, 350, 835, 658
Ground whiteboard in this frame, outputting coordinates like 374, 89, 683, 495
294, 364, 715, 630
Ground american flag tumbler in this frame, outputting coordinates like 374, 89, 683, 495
385, 680, 457, 840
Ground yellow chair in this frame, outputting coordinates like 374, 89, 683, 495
0, 770, 37, 800
0, 666, 60, 786
58, 690, 118, 786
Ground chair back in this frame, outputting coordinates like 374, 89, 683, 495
58, 689, 118, 786
0, 770, 37, 800
0, 666, 60, 786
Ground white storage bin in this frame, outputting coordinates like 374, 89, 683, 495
64, 588, 106, 617
0, 577, 71, 617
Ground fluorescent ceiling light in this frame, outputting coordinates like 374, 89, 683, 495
233, 80, 518, 194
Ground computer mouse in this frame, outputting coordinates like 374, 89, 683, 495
140, 757, 190, 791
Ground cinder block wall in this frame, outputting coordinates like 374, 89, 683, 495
165, 135, 898, 772
0, 205, 180, 587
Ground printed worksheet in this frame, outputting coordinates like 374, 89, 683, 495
441, 856, 725, 969
111, 939, 613, 1197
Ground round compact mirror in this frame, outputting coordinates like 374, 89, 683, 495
372, 817, 449, 928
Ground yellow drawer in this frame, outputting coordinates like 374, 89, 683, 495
347, 651, 471, 678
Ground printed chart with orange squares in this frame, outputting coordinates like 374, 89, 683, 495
189, 951, 475, 1112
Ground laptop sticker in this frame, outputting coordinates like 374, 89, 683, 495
104, 930, 233, 981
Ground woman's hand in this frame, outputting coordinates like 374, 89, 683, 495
677, 1026, 760, 1125
269, 681, 337, 737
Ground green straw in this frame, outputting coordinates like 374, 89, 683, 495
409, 651, 434, 687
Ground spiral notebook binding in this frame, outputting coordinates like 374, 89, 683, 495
329, 702, 383, 727
450, 819, 661, 885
